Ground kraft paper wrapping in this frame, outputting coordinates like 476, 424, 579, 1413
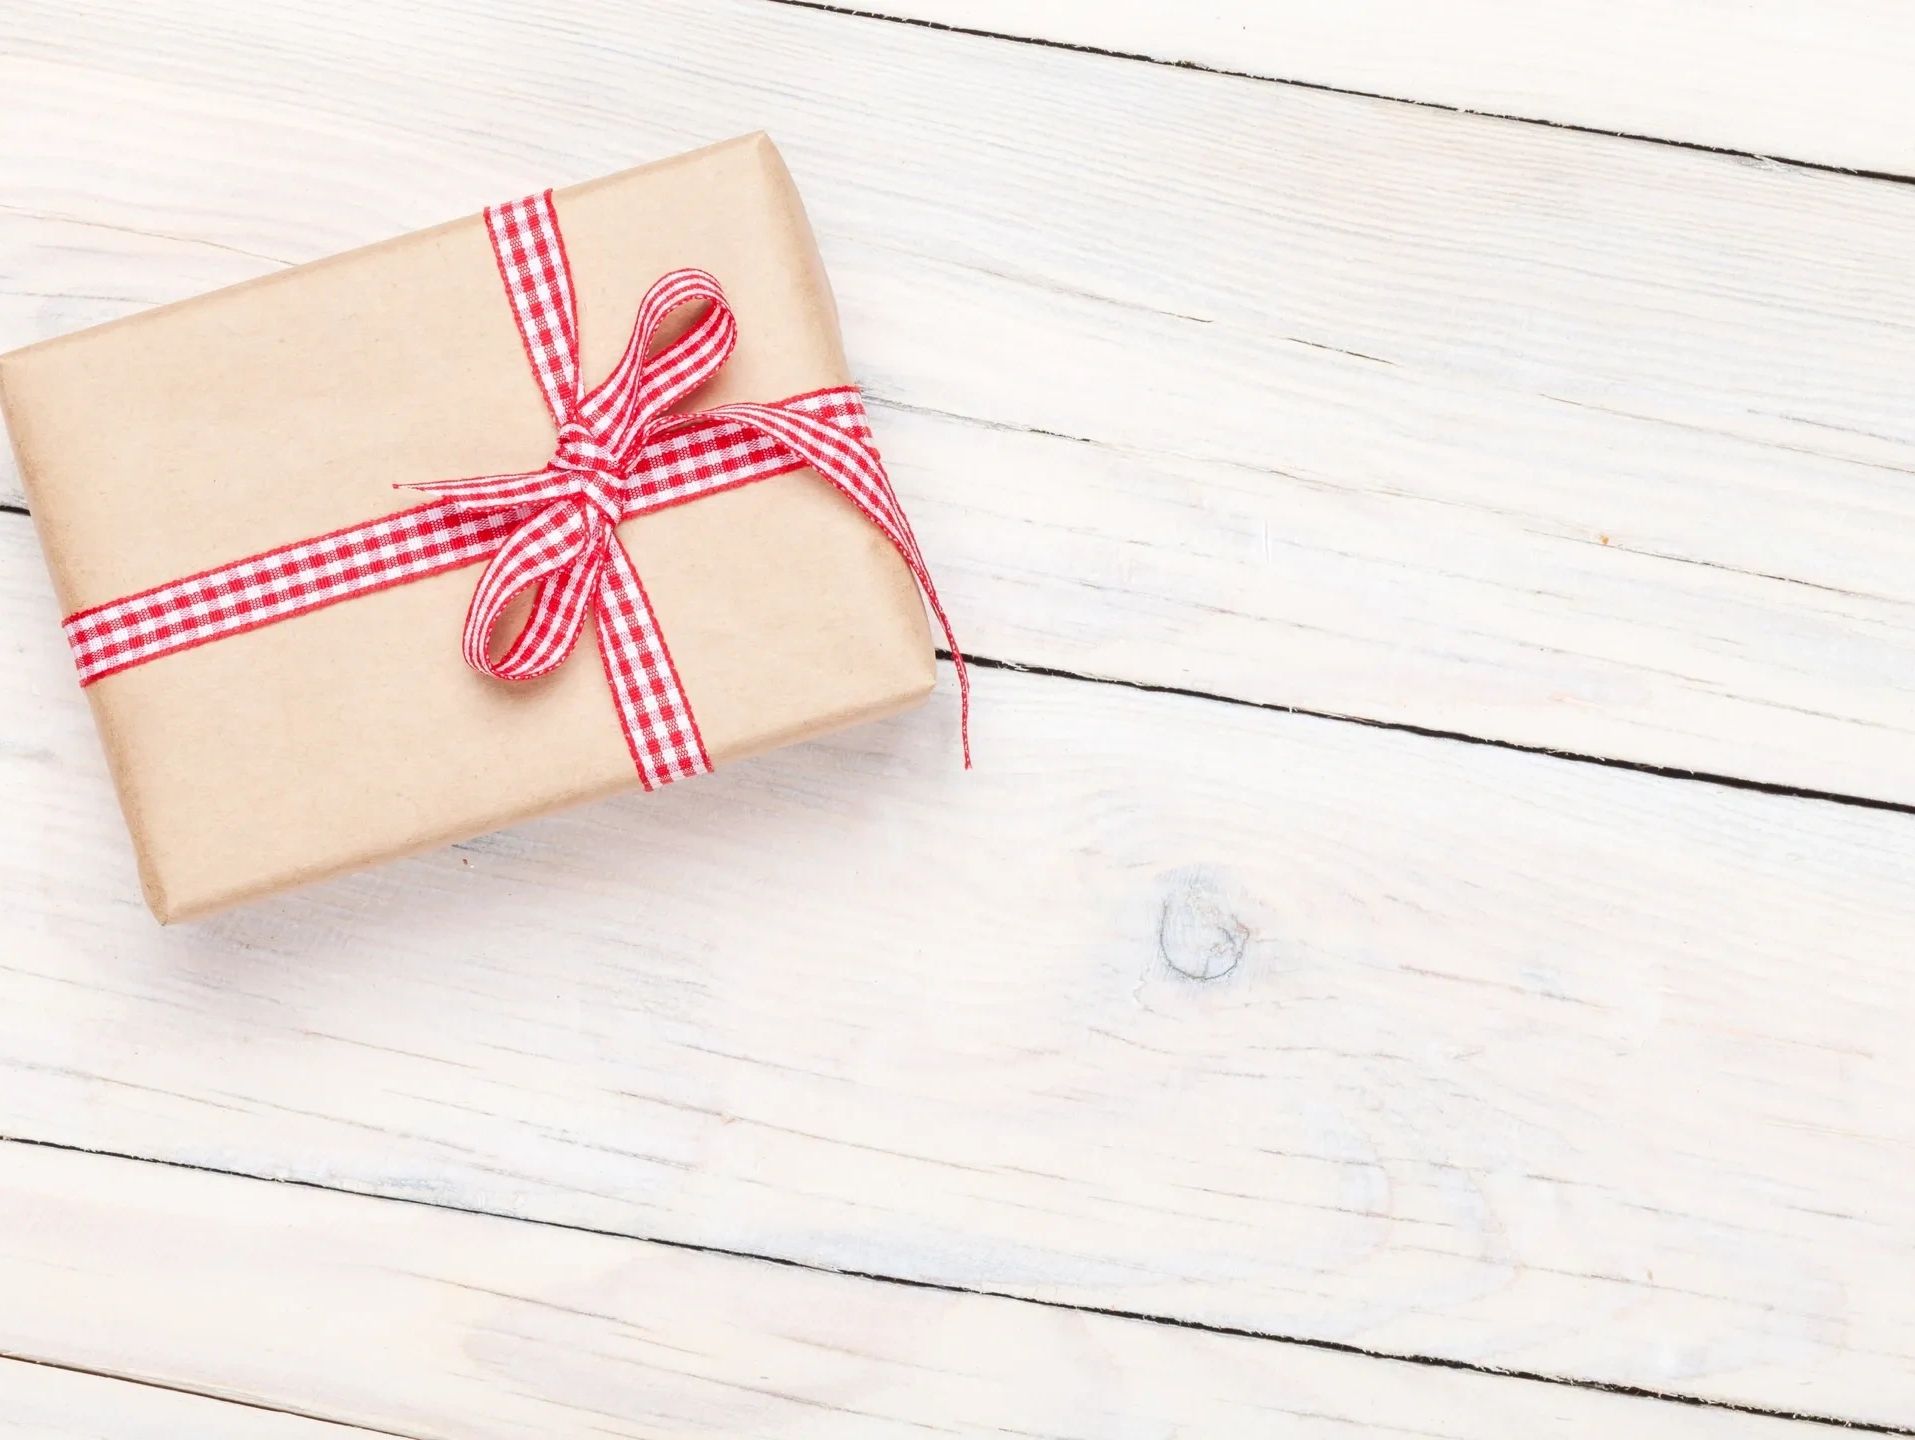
0, 134, 935, 921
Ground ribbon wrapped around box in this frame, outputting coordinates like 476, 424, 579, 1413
0, 133, 967, 922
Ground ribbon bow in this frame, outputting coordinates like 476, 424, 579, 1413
60, 191, 968, 792
406, 195, 967, 786
404, 265, 743, 692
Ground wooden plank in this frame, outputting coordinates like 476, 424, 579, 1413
2, 517, 1913, 1425
829, 0, 1915, 176
0, 1360, 360, 1439
7, 1, 1915, 798
0, 1140, 1844, 1439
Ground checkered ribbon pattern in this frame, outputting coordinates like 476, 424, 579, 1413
61, 190, 969, 787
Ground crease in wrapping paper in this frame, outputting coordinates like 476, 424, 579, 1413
0, 133, 936, 921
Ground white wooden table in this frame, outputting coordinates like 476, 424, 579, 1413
4, 3, 1913, 1435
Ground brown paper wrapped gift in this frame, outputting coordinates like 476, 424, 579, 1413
0, 134, 937, 922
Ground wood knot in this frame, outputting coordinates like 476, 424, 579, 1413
1157, 869, 1249, 981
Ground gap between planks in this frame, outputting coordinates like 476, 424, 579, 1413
0, 497, 1903, 824
3, 1132, 1905, 1438
956, 653, 1915, 819
0, 1356, 418, 1440
761, 0, 1915, 186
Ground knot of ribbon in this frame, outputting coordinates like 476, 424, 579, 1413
60, 190, 968, 794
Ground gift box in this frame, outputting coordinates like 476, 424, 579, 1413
0, 133, 963, 922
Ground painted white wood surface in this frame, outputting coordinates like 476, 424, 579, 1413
0, 1141, 1843, 1440
0, 1362, 354, 1440
849, 0, 1915, 176
8, 0, 1915, 799
4, 516, 1914, 1424
4, 2, 1914, 1436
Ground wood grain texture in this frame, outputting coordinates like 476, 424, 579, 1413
0, 1140, 1847, 1440
0, 1361, 358, 1440
825, 0, 1915, 176
6, 0, 1915, 802
3, 514, 1913, 1425
5, 2, 1914, 1433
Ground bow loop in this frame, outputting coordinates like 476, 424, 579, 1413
462, 500, 605, 682
579, 268, 738, 468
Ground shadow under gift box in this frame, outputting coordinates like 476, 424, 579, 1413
0, 134, 935, 922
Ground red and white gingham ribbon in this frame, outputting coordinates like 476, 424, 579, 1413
60, 190, 969, 787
